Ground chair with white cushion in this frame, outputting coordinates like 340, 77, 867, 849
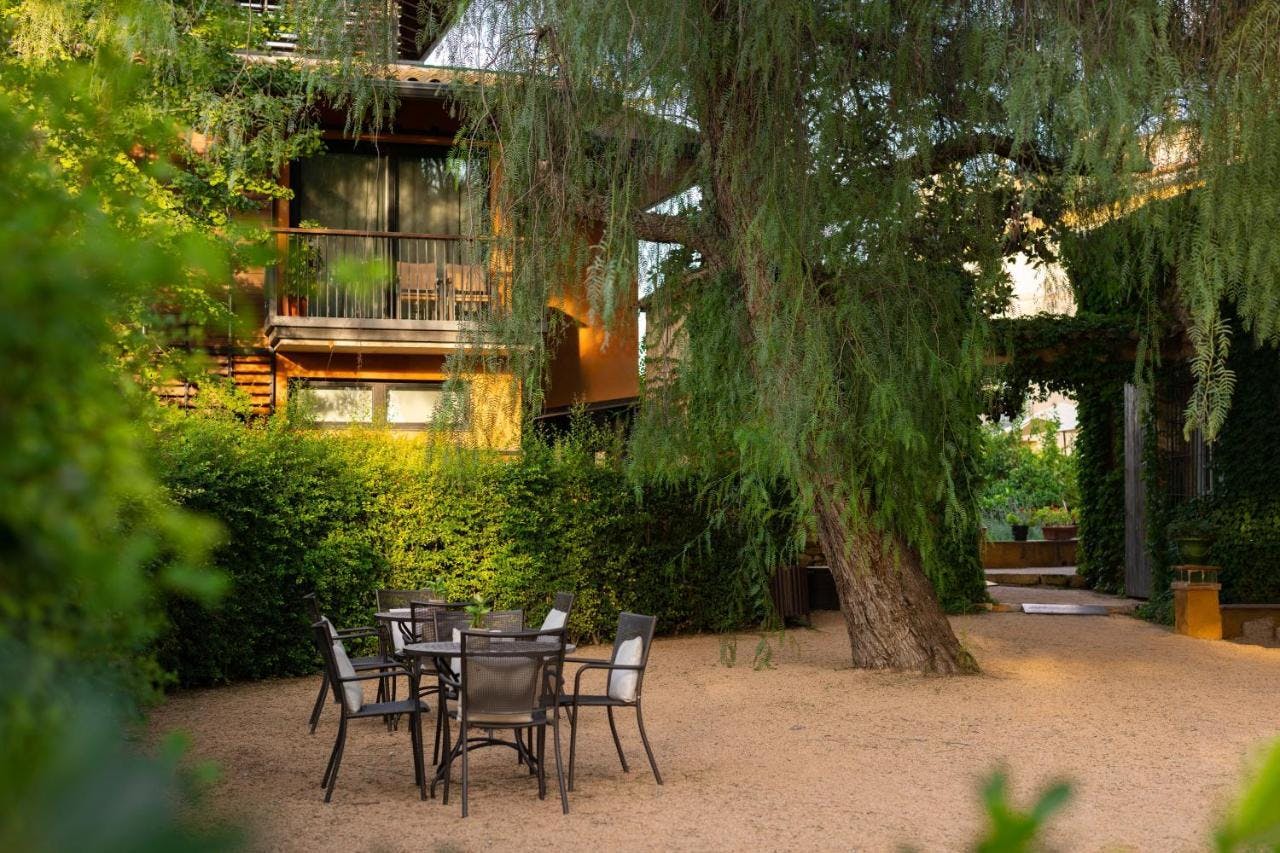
311, 621, 427, 802
538, 592, 575, 636
558, 612, 662, 790
303, 593, 399, 734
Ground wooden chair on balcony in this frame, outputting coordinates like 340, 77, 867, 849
396, 261, 441, 319
445, 263, 490, 320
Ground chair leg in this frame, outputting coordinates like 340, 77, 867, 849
552, 718, 569, 815
536, 726, 547, 799
309, 677, 328, 734
567, 704, 579, 792
441, 713, 453, 804
323, 717, 347, 802
460, 725, 470, 818
607, 705, 630, 772
432, 701, 444, 766
635, 702, 663, 785
321, 719, 340, 788
411, 707, 426, 801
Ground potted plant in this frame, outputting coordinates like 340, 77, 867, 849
1035, 505, 1079, 541
1168, 516, 1214, 564
465, 593, 492, 628
1006, 508, 1032, 542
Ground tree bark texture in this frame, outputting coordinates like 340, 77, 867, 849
814, 487, 978, 675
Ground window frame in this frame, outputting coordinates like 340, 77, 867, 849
290, 141, 491, 236
292, 379, 468, 431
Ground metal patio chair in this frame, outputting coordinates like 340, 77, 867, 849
559, 612, 662, 789
310, 621, 428, 802
303, 593, 400, 734
434, 628, 569, 816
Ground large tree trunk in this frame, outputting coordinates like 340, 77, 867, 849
814, 487, 978, 675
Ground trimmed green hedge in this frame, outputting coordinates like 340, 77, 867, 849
152, 413, 761, 687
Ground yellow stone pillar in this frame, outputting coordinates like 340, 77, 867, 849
1172, 565, 1222, 640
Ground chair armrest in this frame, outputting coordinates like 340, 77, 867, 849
563, 655, 610, 664
336, 668, 407, 683
334, 626, 379, 639
570, 661, 643, 699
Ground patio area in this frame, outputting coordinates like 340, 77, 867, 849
152, 610, 1280, 852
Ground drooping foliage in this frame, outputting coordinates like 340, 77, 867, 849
449, 2, 1072, 665
444, 1, 1280, 667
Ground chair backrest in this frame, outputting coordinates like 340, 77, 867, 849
607, 612, 657, 703
311, 621, 364, 714
407, 600, 467, 644
303, 592, 323, 624
376, 588, 435, 612
539, 592, 575, 633
483, 609, 524, 631
459, 629, 565, 725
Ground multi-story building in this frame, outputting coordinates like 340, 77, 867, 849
176, 4, 641, 448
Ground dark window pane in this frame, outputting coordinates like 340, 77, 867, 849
297, 153, 389, 231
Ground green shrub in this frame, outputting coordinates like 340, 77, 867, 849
152, 411, 763, 687
977, 420, 1079, 535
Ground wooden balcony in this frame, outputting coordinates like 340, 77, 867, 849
264, 228, 505, 354
236, 1, 451, 61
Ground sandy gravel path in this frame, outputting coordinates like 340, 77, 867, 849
151, 610, 1280, 852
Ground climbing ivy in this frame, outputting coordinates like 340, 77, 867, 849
1164, 337, 1280, 607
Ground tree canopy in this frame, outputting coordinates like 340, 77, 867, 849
442, 0, 1280, 669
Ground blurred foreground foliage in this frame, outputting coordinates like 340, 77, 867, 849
0, 4, 236, 849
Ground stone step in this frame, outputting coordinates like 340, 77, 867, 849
1021, 603, 1111, 616
983, 584, 1142, 616
983, 567, 1086, 588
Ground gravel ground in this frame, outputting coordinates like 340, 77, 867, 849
150, 610, 1280, 852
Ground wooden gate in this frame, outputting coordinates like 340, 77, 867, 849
1123, 382, 1152, 598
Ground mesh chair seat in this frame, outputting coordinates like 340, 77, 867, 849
351, 654, 396, 671
453, 708, 544, 727
353, 697, 431, 719
557, 693, 625, 707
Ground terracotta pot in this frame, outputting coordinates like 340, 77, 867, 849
1042, 524, 1078, 541
1011, 524, 1030, 542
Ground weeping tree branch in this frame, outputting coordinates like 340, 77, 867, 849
904, 132, 1065, 177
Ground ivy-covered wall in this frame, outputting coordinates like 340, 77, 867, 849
1073, 384, 1126, 592
1156, 337, 1280, 607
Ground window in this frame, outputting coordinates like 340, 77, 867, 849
294, 380, 467, 430
294, 144, 489, 235
306, 384, 374, 425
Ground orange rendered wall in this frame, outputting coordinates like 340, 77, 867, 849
274, 352, 520, 450
544, 227, 640, 410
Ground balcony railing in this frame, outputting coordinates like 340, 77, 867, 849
266, 228, 501, 323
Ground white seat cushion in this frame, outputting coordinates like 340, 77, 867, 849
388, 608, 412, 652
331, 639, 364, 713
540, 608, 567, 632
607, 636, 643, 702
451, 628, 463, 678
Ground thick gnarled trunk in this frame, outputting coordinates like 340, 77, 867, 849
814, 489, 977, 675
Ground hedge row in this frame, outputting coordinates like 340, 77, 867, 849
152, 413, 762, 687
